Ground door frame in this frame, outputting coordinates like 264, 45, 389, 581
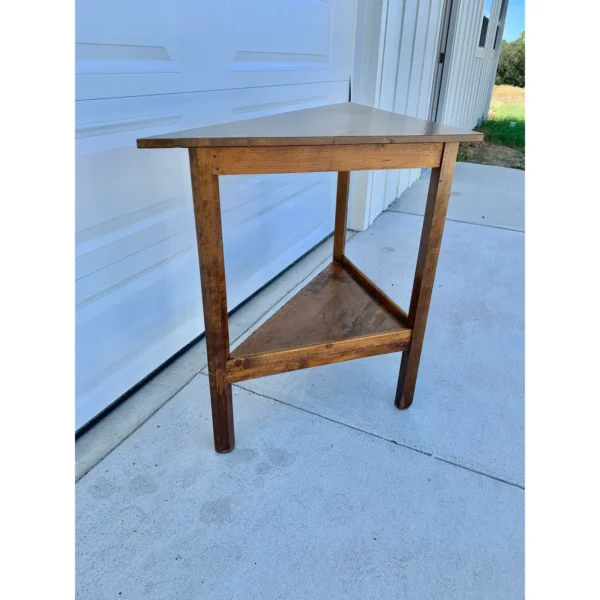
430, 0, 458, 123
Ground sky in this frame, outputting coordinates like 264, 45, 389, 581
502, 0, 525, 41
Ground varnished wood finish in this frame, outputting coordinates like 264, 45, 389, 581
227, 330, 411, 383
395, 142, 459, 410
138, 102, 476, 452
188, 148, 235, 453
138, 102, 483, 148
333, 171, 350, 261
339, 256, 409, 326
232, 262, 409, 358
209, 143, 443, 175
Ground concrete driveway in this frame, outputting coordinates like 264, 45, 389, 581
76, 162, 524, 599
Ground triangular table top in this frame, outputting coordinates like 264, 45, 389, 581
137, 102, 483, 149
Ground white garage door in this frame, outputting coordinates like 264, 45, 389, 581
76, 0, 356, 429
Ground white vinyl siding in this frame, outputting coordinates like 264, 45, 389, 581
440, 0, 509, 128
351, 0, 509, 230
352, 0, 446, 229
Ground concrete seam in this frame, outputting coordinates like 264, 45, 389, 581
433, 456, 524, 490
386, 207, 524, 233
233, 379, 434, 457
233, 379, 524, 490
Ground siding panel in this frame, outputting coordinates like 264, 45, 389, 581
354, 1, 508, 229
373, 0, 446, 223
441, 0, 508, 128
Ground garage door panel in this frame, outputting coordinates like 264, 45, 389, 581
223, 173, 333, 227
76, 0, 354, 100
76, 0, 178, 51
75, 0, 355, 429
76, 168, 335, 429
76, 82, 346, 284
75, 147, 190, 234
228, 0, 330, 72
223, 173, 336, 309
76, 228, 196, 309
76, 197, 192, 280
220, 173, 304, 215
76, 81, 347, 154
76, 251, 201, 427
76, 169, 335, 422
76, 0, 183, 99
75, 81, 349, 429
77, 255, 197, 379
195, 0, 354, 91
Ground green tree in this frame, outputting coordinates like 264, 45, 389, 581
495, 31, 525, 87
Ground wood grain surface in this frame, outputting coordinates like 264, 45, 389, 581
138, 102, 483, 148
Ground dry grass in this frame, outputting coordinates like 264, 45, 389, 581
458, 141, 525, 170
458, 85, 525, 170
490, 85, 525, 104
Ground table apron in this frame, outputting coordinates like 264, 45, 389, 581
208, 143, 444, 175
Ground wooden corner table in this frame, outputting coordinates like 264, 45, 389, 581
138, 102, 483, 453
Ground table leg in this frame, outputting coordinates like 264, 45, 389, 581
395, 142, 458, 409
333, 171, 350, 261
189, 148, 235, 452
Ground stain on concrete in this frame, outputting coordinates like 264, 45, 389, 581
200, 498, 233, 524
89, 477, 116, 500
254, 461, 272, 476
228, 448, 258, 465
129, 474, 159, 496
117, 504, 149, 529
267, 447, 295, 468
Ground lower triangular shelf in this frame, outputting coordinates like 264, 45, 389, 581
228, 261, 412, 382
